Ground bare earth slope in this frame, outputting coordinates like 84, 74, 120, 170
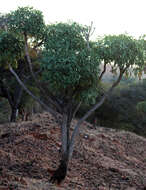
0, 112, 146, 190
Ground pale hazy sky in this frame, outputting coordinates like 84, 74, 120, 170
0, 0, 145, 38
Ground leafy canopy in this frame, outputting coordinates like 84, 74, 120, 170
0, 6, 46, 68
41, 22, 100, 103
0, 31, 23, 67
7, 7, 46, 39
96, 34, 144, 74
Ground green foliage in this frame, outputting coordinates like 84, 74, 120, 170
0, 31, 23, 67
0, 7, 47, 122
41, 22, 100, 103
7, 7, 46, 39
96, 34, 145, 74
0, 6, 145, 130
136, 101, 146, 115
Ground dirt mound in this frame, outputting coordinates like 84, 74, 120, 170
0, 112, 145, 190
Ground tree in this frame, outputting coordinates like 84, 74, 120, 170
7, 7, 145, 183
0, 30, 25, 121
0, 9, 44, 122
10, 20, 100, 183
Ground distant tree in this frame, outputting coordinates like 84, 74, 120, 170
8, 7, 145, 183
96, 34, 145, 80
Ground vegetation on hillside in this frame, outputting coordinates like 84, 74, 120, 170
0, 6, 145, 183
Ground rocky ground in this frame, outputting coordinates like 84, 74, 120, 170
0, 112, 146, 190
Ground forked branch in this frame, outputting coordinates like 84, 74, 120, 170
68, 67, 127, 158
99, 62, 107, 81
82, 21, 95, 50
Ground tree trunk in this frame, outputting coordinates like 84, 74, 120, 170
50, 107, 72, 184
10, 107, 18, 122
10, 86, 23, 122
50, 152, 69, 184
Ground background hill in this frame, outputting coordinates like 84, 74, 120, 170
0, 112, 145, 190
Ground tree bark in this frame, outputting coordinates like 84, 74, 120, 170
10, 107, 18, 122
61, 113, 68, 153
11, 85, 23, 122
50, 107, 72, 184
99, 62, 107, 81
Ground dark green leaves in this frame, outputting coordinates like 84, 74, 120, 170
0, 32, 23, 66
7, 7, 45, 39
41, 22, 100, 102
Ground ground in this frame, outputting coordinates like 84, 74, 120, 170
0, 112, 146, 190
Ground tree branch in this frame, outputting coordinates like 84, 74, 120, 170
72, 101, 82, 119
33, 40, 44, 50
99, 62, 107, 81
82, 21, 95, 50
68, 67, 126, 158
108, 67, 127, 93
24, 34, 62, 113
9, 65, 59, 121
24, 34, 35, 80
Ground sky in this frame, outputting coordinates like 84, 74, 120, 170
0, 0, 145, 39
